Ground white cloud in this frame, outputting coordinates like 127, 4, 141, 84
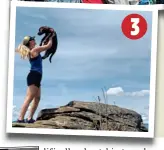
106, 87, 124, 96
126, 90, 149, 97
107, 87, 149, 97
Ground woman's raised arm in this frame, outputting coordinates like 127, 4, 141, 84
32, 38, 53, 53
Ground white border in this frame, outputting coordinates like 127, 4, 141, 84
6, 1, 158, 138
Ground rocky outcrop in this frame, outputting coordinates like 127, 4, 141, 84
12, 101, 148, 132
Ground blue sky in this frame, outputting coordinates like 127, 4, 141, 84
12, 6, 152, 124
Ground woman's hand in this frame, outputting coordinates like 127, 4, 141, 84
50, 28, 54, 33
45, 38, 52, 49
32, 38, 52, 53
50, 33, 55, 39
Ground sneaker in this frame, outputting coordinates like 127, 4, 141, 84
26, 118, 35, 123
16, 119, 25, 123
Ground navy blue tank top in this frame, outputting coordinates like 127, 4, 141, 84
29, 54, 42, 74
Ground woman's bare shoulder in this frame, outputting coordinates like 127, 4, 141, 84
30, 47, 39, 58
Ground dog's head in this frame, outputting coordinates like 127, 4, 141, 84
38, 26, 52, 35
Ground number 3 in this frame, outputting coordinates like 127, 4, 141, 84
131, 18, 140, 36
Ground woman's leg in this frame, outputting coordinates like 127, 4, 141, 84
18, 85, 39, 121
27, 87, 41, 120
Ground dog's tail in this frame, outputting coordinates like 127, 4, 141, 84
49, 46, 57, 63
49, 53, 54, 63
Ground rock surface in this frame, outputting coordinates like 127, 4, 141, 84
12, 101, 148, 132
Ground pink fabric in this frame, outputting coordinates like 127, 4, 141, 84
82, 0, 103, 3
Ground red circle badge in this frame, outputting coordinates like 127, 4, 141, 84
121, 14, 147, 40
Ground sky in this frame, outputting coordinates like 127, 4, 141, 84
12, 6, 153, 124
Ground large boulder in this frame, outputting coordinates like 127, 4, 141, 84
12, 101, 148, 132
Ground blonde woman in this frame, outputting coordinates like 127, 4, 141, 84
16, 35, 53, 123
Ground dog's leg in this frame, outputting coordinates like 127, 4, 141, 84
40, 35, 46, 46
41, 30, 56, 61
45, 33, 53, 41
48, 35, 58, 63
41, 33, 53, 60
42, 33, 53, 46
42, 33, 54, 60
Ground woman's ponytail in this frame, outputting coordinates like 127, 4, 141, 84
16, 44, 30, 59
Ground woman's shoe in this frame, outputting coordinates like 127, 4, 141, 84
16, 119, 25, 123
26, 118, 35, 123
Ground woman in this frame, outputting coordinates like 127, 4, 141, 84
16, 35, 53, 123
